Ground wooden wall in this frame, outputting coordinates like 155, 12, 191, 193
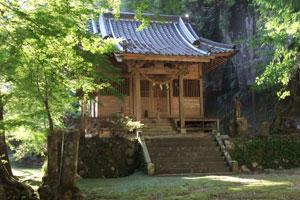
98, 96, 130, 117
97, 63, 203, 119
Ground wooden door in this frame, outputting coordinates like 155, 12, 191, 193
153, 85, 169, 118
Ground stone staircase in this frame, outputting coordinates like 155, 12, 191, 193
142, 118, 177, 136
144, 134, 230, 175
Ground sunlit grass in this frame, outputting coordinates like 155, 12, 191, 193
12, 167, 42, 190
77, 169, 300, 200
12, 166, 300, 199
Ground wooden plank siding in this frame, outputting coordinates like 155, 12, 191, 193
95, 62, 204, 120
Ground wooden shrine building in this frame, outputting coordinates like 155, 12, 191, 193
89, 12, 237, 134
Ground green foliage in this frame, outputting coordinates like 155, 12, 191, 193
232, 136, 300, 169
41, 159, 48, 176
0, 0, 121, 135
254, 0, 300, 98
106, 113, 144, 133
7, 127, 46, 160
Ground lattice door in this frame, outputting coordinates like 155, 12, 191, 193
153, 85, 169, 116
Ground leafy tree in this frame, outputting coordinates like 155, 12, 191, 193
254, 0, 300, 99
0, 0, 122, 198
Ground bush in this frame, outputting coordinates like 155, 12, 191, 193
106, 113, 144, 134
8, 127, 46, 160
232, 136, 300, 169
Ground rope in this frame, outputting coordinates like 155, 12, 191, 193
134, 67, 187, 87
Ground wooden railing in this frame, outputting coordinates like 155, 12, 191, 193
136, 131, 155, 175
213, 131, 238, 172
174, 118, 220, 132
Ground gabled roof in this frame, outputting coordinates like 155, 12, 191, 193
91, 12, 237, 61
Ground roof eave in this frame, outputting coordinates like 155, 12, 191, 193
120, 53, 215, 63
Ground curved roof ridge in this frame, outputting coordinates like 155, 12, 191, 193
95, 12, 237, 58
103, 12, 186, 23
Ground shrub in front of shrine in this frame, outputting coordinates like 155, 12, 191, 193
231, 136, 300, 170
106, 113, 144, 135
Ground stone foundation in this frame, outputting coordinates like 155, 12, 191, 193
78, 136, 140, 178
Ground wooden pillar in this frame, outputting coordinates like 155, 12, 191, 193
169, 81, 173, 117
149, 83, 154, 118
129, 74, 134, 116
134, 71, 141, 121
199, 64, 204, 117
97, 93, 101, 118
179, 73, 186, 133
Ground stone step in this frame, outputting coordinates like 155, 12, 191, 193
142, 130, 178, 135
146, 140, 217, 147
144, 121, 173, 124
143, 134, 178, 137
155, 160, 227, 168
156, 166, 229, 174
143, 135, 230, 175
150, 149, 222, 159
151, 156, 225, 163
145, 136, 213, 141
143, 128, 175, 132
147, 146, 220, 153
143, 119, 172, 122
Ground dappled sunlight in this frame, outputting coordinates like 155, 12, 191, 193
182, 175, 290, 187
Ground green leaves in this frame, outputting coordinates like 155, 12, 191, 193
0, 0, 122, 134
232, 136, 300, 169
254, 0, 300, 98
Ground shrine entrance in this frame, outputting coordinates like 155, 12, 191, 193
153, 84, 169, 118
140, 79, 170, 119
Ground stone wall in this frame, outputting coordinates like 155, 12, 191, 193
229, 135, 300, 172
78, 136, 140, 178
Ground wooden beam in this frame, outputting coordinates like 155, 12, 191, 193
179, 73, 185, 133
198, 64, 204, 118
169, 81, 173, 117
122, 53, 213, 63
97, 93, 101, 118
149, 83, 154, 118
214, 51, 237, 57
133, 71, 142, 121
129, 74, 134, 116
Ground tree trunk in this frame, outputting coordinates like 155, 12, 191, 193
0, 94, 12, 176
0, 159, 37, 199
58, 130, 83, 200
39, 98, 61, 200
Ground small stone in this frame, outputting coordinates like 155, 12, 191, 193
264, 168, 275, 173
224, 140, 233, 149
63, 190, 73, 200
111, 166, 115, 171
126, 158, 134, 165
241, 165, 250, 172
147, 163, 155, 175
252, 162, 258, 168
125, 148, 135, 157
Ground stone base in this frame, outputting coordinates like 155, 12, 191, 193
259, 121, 271, 136
180, 128, 187, 134
147, 163, 155, 175
229, 117, 248, 137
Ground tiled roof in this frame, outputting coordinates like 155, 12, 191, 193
91, 12, 236, 57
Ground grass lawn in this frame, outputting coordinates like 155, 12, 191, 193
12, 167, 300, 200
77, 169, 300, 200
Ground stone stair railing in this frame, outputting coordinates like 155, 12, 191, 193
213, 131, 238, 173
136, 131, 155, 175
